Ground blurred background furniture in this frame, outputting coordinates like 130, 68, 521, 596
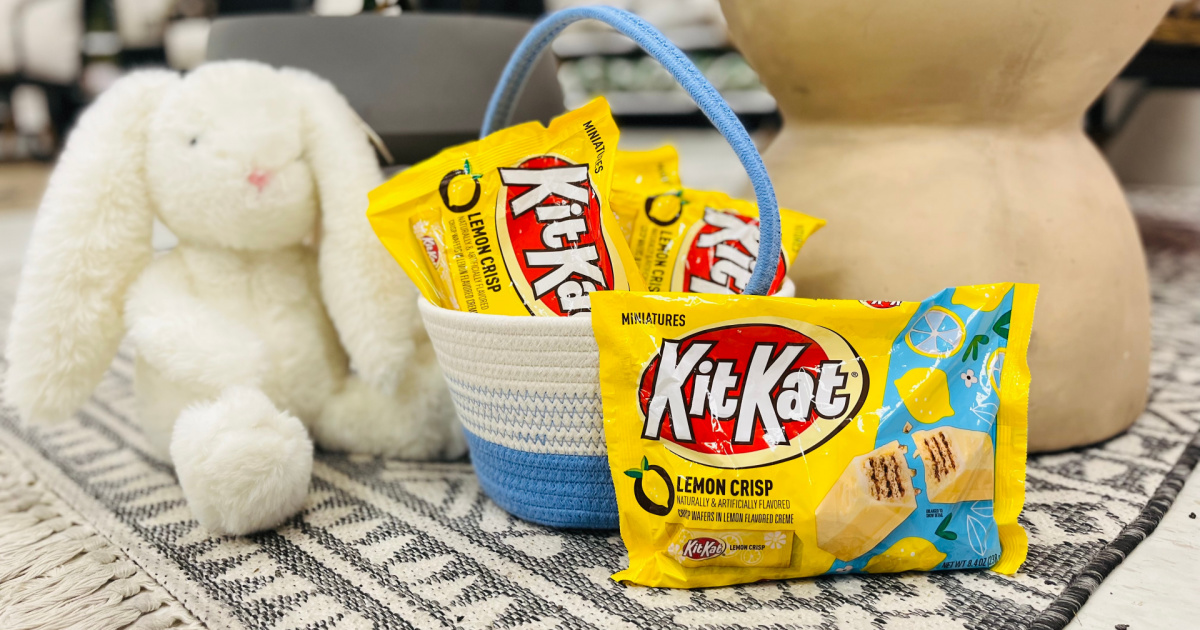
206, 13, 562, 165
1089, 1, 1200, 147
546, 0, 775, 127
0, 0, 83, 159
1095, 1, 1200, 187
13, 0, 1200, 170
0, 0, 782, 161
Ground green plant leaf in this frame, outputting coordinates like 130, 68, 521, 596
993, 311, 1011, 340
624, 469, 643, 479
641, 456, 649, 471
963, 335, 990, 362
935, 513, 958, 540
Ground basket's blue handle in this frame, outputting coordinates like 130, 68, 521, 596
482, 6, 781, 297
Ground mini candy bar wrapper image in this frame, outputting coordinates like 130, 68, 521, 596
591, 283, 1036, 588
367, 97, 642, 316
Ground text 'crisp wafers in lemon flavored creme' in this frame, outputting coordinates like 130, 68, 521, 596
368, 97, 642, 316
591, 284, 1036, 587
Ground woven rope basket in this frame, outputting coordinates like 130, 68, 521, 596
423, 5, 788, 529
421, 284, 790, 528
420, 299, 615, 527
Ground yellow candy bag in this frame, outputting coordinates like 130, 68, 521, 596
610, 146, 681, 241
591, 284, 1036, 587
612, 146, 681, 193
609, 148, 824, 295
368, 98, 642, 316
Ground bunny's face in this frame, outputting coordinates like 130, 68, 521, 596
146, 64, 318, 250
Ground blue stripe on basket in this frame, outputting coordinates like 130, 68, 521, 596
443, 374, 606, 454
464, 429, 618, 529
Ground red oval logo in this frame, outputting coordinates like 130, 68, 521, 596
498, 156, 620, 316
677, 208, 786, 295
861, 300, 902, 309
682, 537, 727, 561
419, 235, 440, 264
638, 318, 868, 468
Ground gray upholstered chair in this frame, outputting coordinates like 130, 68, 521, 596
206, 14, 564, 165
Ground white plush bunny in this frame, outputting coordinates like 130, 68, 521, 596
3, 61, 465, 535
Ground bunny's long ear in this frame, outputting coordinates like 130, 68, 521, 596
284, 68, 418, 394
4, 70, 178, 423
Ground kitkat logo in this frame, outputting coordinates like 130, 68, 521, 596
638, 318, 868, 468
675, 208, 787, 295
682, 538, 727, 561
497, 156, 625, 316
419, 236, 440, 264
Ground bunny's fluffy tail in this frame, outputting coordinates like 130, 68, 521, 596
170, 386, 313, 535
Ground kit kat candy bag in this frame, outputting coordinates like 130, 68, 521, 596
368, 97, 643, 316
592, 284, 1036, 587
618, 188, 824, 295
610, 147, 824, 295
613, 145, 681, 193
610, 146, 680, 241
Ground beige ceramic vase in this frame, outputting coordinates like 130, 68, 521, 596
721, 0, 1171, 451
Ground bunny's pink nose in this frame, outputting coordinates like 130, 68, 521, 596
247, 169, 273, 192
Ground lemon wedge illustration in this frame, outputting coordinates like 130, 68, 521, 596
951, 285, 1007, 312
863, 537, 947, 573
639, 466, 673, 506
895, 368, 955, 423
905, 306, 966, 358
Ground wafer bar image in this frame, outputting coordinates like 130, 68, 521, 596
912, 427, 994, 503
815, 441, 917, 561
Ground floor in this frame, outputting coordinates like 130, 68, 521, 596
1067, 472, 1200, 629
0, 163, 42, 271
0, 162, 50, 213
2, 139, 1198, 629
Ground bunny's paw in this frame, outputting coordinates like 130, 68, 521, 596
313, 374, 465, 460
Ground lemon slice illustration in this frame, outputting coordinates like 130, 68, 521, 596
740, 550, 764, 566
905, 306, 966, 358
986, 347, 1007, 392
863, 537, 947, 573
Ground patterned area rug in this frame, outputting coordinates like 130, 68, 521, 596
1, 217, 1199, 630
